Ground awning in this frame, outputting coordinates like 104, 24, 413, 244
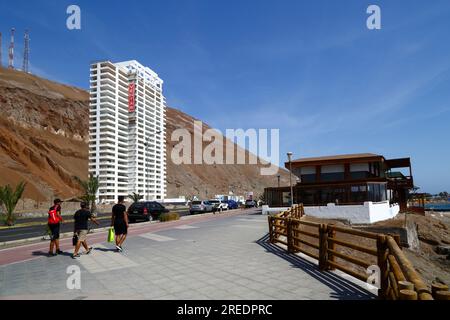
385, 158, 411, 169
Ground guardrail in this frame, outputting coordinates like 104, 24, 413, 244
268, 204, 448, 300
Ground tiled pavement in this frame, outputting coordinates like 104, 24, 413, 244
0, 212, 376, 300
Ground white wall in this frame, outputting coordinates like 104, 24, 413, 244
350, 163, 369, 172
299, 166, 316, 175
321, 165, 344, 173
262, 206, 289, 216
262, 201, 400, 224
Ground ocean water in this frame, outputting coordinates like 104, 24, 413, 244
425, 203, 450, 211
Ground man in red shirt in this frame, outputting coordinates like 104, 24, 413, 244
48, 198, 64, 256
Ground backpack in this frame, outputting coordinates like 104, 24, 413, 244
48, 205, 61, 224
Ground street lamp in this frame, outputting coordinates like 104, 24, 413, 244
277, 174, 281, 188
287, 152, 293, 206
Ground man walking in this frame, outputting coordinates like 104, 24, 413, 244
72, 202, 99, 259
111, 196, 128, 252
48, 198, 64, 256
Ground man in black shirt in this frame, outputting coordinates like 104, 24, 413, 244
72, 202, 99, 259
111, 196, 129, 252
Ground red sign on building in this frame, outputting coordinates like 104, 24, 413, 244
128, 83, 136, 113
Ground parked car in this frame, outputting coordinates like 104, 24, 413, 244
226, 200, 239, 210
189, 200, 214, 214
128, 201, 169, 223
209, 199, 228, 212
245, 200, 257, 208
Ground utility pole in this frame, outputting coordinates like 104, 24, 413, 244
22, 30, 30, 73
8, 28, 15, 69
287, 152, 294, 206
0, 32, 2, 68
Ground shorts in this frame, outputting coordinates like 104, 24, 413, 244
48, 223, 60, 240
114, 221, 128, 236
76, 230, 88, 242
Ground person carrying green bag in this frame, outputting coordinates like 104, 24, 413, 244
107, 227, 115, 242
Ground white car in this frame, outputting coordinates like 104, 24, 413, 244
209, 199, 228, 212
189, 200, 214, 214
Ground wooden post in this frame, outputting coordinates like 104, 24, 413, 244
327, 225, 336, 271
268, 216, 274, 243
393, 234, 401, 247
293, 220, 299, 251
319, 224, 328, 271
432, 283, 449, 298
287, 218, 293, 253
386, 237, 432, 299
398, 281, 414, 291
399, 289, 418, 300
434, 291, 450, 300
377, 234, 388, 299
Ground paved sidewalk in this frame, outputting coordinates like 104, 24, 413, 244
0, 212, 375, 300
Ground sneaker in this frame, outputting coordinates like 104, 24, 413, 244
72, 253, 80, 259
48, 251, 56, 257
86, 247, 93, 255
115, 245, 121, 252
119, 246, 123, 252
56, 250, 63, 255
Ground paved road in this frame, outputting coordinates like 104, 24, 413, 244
0, 209, 375, 300
0, 210, 190, 243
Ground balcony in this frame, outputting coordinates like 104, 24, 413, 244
387, 173, 414, 189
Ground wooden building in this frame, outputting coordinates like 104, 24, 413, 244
265, 153, 414, 211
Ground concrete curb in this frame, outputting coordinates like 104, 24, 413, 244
0, 209, 249, 249
13, 207, 189, 220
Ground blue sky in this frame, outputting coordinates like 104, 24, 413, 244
0, 0, 449, 193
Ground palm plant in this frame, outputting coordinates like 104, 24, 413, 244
0, 181, 26, 226
128, 192, 143, 203
74, 174, 99, 214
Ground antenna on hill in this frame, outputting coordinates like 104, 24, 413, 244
8, 28, 15, 69
22, 30, 30, 73
0, 32, 2, 68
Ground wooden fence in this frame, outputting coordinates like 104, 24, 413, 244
268, 204, 449, 300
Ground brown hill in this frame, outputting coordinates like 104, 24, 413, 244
0, 67, 290, 202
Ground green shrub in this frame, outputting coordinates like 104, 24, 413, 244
159, 212, 180, 222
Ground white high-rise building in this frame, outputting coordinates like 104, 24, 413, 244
89, 60, 166, 203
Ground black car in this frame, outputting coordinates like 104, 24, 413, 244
127, 201, 169, 223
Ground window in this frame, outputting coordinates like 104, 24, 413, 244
320, 165, 345, 182
367, 183, 387, 202
350, 185, 367, 203
319, 187, 346, 204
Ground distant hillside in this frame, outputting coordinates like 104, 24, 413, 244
0, 67, 290, 201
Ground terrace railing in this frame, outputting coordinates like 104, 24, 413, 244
267, 205, 449, 300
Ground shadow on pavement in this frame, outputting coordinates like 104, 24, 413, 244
94, 247, 116, 252
256, 233, 377, 300
31, 251, 50, 257
31, 251, 72, 257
